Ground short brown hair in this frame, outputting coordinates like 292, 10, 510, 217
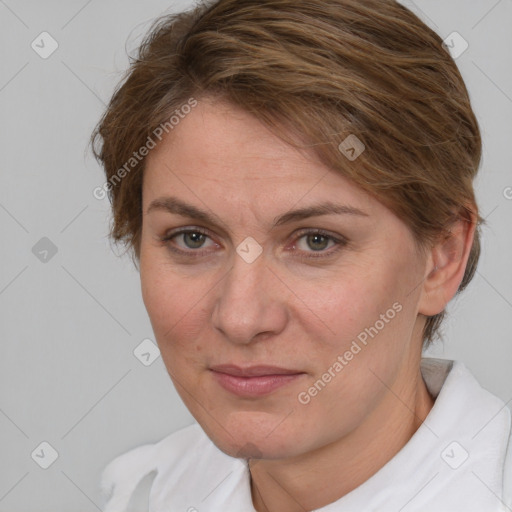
91, 0, 483, 345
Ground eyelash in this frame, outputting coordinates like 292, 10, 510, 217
159, 227, 347, 259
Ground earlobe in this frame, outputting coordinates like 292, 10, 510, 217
418, 209, 477, 317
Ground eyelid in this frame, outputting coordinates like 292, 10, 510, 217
162, 226, 211, 239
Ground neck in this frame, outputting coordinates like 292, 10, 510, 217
249, 361, 434, 512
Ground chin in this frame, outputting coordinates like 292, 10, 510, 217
199, 410, 305, 460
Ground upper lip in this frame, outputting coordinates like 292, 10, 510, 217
210, 364, 304, 377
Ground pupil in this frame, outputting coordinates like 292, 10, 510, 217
185, 232, 205, 248
308, 234, 328, 251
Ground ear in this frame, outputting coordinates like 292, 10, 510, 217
418, 208, 477, 317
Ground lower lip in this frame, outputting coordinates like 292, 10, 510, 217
211, 371, 304, 397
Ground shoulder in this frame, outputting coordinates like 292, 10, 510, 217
99, 423, 252, 510
436, 359, 512, 508
99, 423, 211, 510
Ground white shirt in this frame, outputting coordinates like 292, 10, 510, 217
99, 358, 512, 511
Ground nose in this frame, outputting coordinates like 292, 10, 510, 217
211, 251, 288, 345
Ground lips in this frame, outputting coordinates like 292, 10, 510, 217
210, 364, 303, 377
209, 364, 305, 397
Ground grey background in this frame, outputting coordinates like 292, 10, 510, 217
0, 0, 511, 510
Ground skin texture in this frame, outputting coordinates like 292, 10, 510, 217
139, 98, 475, 511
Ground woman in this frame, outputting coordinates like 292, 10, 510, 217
91, 0, 512, 510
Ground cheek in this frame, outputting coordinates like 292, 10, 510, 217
140, 258, 203, 343
290, 275, 414, 437
295, 269, 393, 349
297, 252, 420, 371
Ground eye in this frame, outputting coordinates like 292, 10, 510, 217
291, 229, 347, 258
160, 227, 347, 259
160, 227, 217, 256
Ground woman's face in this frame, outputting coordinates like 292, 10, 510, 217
140, 98, 430, 460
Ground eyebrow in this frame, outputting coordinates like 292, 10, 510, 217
146, 196, 368, 229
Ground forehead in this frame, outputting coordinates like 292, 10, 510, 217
147, 99, 315, 178
143, 99, 376, 212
